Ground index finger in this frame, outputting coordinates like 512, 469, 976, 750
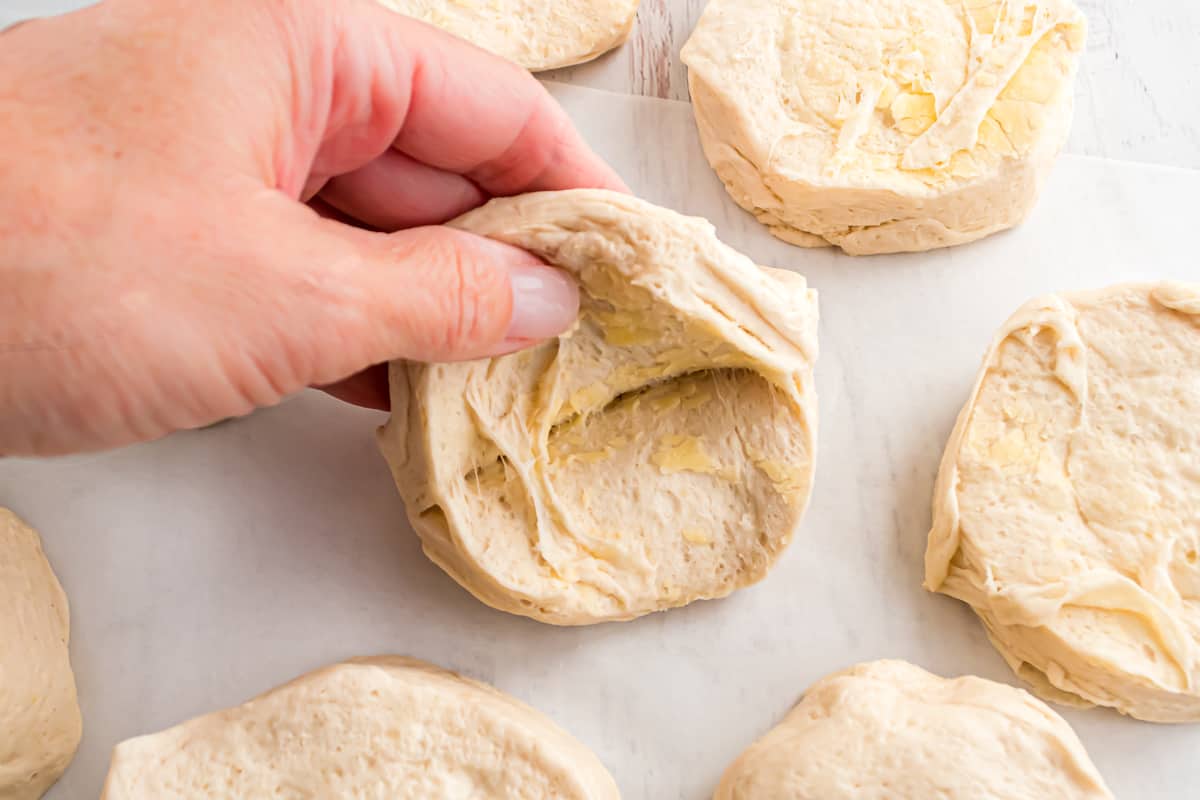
338, 6, 628, 197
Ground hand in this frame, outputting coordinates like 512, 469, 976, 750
0, 0, 625, 456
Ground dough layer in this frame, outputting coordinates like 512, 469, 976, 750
715, 660, 1113, 799
0, 509, 81, 800
927, 283, 1200, 722
102, 657, 618, 799
681, 0, 1086, 254
379, 0, 639, 71
379, 189, 819, 625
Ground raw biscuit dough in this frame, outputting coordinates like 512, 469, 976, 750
0, 509, 81, 800
102, 657, 619, 799
715, 660, 1113, 799
681, 0, 1086, 254
378, 0, 639, 71
927, 283, 1200, 722
378, 189, 819, 625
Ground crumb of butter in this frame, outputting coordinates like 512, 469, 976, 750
748, 448, 806, 500
567, 449, 613, 465
891, 92, 936, 135
597, 310, 660, 347
682, 528, 711, 545
717, 466, 740, 482
650, 379, 714, 414
987, 428, 1038, 467
652, 435, 718, 474
651, 394, 681, 413
569, 382, 610, 414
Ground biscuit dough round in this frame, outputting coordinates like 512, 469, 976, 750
378, 0, 639, 71
715, 660, 1113, 799
0, 509, 81, 800
681, 0, 1086, 255
101, 657, 618, 799
926, 283, 1200, 722
378, 189, 819, 625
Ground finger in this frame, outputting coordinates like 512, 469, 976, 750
391, 39, 629, 196
319, 149, 487, 231
223, 192, 578, 401
301, 6, 627, 200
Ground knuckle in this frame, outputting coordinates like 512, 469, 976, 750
472, 100, 563, 192
390, 229, 511, 360
437, 233, 509, 352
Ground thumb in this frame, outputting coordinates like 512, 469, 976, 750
344, 223, 580, 363
234, 199, 578, 406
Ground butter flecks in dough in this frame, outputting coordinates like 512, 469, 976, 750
0, 509, 81, 800
715, 660, 1113, 800
926, 282, 1200, 722
101, 657, 618, 799
378, 189, 819, 625
681, 0, 1086, 255
377, 0, 639, 72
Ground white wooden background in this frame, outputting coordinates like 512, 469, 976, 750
3, 0, 1198, 169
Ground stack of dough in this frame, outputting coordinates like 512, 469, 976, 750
0, 509, 81, 800
378, 0, 640, 71
102, 657, 619, 799
379, 190, 819, 625
715, 660, 1113, 799
927, 283, 1200, 722
681, 0, 1087, 254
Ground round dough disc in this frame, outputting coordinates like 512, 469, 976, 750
378, 189, 819, 625
101, 657, 618, 799
715, 660, 1113, 799
0, 508, 81, 800
681, 0, 1086, 255
926, 283, 1200, 722
378, 0, 639, 72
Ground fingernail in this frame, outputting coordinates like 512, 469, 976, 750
505, 263, 580, 341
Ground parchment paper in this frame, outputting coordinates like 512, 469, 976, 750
3, 82, 1198, 798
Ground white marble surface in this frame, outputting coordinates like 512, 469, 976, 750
4, 0, 1199, 169
3, 82, 1199, 799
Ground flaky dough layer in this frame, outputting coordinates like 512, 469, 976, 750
927, 283, 1200, 722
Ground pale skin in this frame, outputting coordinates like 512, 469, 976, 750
0, 0, 626, 457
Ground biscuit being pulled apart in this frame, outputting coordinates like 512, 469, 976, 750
716, 661, 1113, 799
379, 190, 819, 625
927, 283, 1200, 722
